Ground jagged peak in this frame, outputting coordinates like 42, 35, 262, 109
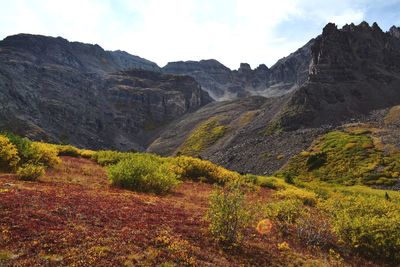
255, 64, 268, 71
358, 20, 370, 28
238, 63, 251, 71
371, 22, 382, 32
389, 25, 400, 39
322, 23, 338, 35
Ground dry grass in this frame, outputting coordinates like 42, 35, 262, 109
384, 105, 400, 125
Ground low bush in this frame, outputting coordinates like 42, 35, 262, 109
295, 213, 335, 249
57, 145, 80, 157
92, 150, 130, 166
275, 187, 318, 206
255, 176, 288, 190
78, 149, 95, 159
172, 156, 241, 184
107, 154, 180, 194
30, 142, 61, 168
306, 152, 327, 170
320, 194, 400, 263
2, 132, 33, 164
0, 135, 20, 171
207, 181, 252, 248
16, 163, 45, 181
263, 199, 305, 235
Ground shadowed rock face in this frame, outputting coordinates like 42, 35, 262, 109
275, 22, 400, 131
162, 40, 314, 101
0, 34, 211, 150
0, 34, 161, 73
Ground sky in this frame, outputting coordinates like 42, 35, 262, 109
0, 0, 399, 69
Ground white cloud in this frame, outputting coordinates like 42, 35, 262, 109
0, 0, 375, 69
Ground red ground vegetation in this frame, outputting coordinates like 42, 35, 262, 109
0, 157, 378, 266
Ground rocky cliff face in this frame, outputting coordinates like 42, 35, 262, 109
0, 34, 211, 150
162, 40, 314, 101
274, 22, 400, 130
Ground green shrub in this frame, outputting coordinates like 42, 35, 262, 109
282, 171, 295, 184
16, 163, 45, 181
0, 135, 20, 171
107, 154, 181, 194
92, 150, 130, 166
207, 181, 252, 248
264, 199, 305, 235
320, 194, 400, 263
306, 152, 327, 170
275, 187, 318, 206
2, 132, 33, 164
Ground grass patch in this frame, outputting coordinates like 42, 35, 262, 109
279, 130, 399, 186
177, 118, 226, 156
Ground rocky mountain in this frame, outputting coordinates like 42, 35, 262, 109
1, 22, 400, 175
0, 34, 211, 150
162, 39, 314, 101
149, 22, 400, 175
272, 22, 400, 131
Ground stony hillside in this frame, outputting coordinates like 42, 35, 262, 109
0, 34, 211, 150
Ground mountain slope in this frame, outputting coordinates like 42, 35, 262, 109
0, 34, 211, 150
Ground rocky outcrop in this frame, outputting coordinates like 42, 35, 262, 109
0, 34, 211, 150
274, 22, 400, 130
162, 40, 314, 101
390, 26, 400, 39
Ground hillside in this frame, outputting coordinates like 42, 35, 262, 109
1, 134, 398, 266
0, 34, 212, 150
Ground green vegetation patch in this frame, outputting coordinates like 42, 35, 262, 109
107, 153, 181, 194
178, 118, 226, 156
280, 130, 400, 186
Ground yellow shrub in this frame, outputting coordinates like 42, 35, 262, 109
17, 163, 45, 181
78, 149, 95, 159
277, 241, 290, 251
0, 135, 20, 171
276, 187, 318, 206
56, 145, 80, 157
30, 142, 61, 168
172, 156, 241, 184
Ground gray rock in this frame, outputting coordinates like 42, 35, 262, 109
0, 34, 212, 150
162, 40, 314, 101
